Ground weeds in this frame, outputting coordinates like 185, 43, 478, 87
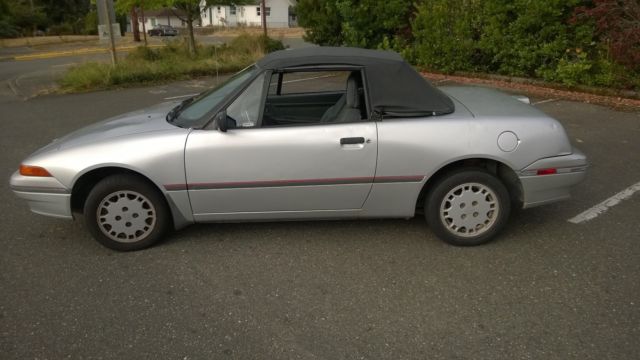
59, 34, 285, 92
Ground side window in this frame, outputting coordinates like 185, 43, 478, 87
263, 70, 366, 127
226, 71, 267, 128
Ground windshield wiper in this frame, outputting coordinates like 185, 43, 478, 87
166, 97, 195, 123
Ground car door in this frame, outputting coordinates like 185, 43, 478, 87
184, 69, 378, 220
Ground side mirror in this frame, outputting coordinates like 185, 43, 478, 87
215, 111, 236, 132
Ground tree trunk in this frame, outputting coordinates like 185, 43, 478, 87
187, 11, 197, 56
131, 7, 140, 42
141, 5, 147, 46
29, 0, 36, 36
261, 0, 267, 37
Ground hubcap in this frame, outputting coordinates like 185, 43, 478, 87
440, 182, 499, 238
97, 191, 156, 243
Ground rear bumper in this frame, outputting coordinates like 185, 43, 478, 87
9, 171, 73, 219
519, 148, 588, 208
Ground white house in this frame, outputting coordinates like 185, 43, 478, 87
200, 0, 295, 28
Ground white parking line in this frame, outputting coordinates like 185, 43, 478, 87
568, 181, 640, 224
532, 98, 558, 105
282, 74, 337, 84
164, 93, 199, 100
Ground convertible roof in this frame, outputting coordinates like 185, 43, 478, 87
257, 47, 454, 116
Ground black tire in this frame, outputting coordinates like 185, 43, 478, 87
84, 174, 170, 251
425, 169, 511, 246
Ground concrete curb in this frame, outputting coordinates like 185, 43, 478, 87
450, 71, 640, 100
423, 71, 640, 110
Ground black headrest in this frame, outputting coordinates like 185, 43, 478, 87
346, 72, 361, 108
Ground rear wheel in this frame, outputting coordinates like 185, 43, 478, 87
425, 169, 510, 246
84, 175, 170, 251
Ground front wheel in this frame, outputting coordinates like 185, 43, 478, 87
84, 175, 170, 251
425, 169, 511, 246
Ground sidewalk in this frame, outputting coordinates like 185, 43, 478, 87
0, 35, 98, 48
5, 44, 164, 61
0, 35, 165, 61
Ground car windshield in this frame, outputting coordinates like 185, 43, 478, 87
169, 65, 258, 128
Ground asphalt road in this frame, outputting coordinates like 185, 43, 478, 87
1, 73, 639, 358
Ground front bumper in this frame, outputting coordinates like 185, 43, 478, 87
519, 148, 588, 208
9, 171, 73, 219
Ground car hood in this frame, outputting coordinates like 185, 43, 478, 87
35, 101, 180, 154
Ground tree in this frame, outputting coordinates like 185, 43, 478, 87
115, 0, 164, 43
164, 0, 253, 56
6, 0, 48, 36
0, 0, 20, 37
42, 0, 92, 34
162, 0, 200, 55
260, 0, 266, 36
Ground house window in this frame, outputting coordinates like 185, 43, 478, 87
265, 7, 271, 16
230, 5, 236, 15
150, 18, 157, 26
256, 7, 260, 16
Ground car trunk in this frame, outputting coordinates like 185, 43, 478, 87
439, 86, 546, 118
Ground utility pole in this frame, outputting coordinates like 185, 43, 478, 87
99, 0, 118, 65
261, 0, 267, 37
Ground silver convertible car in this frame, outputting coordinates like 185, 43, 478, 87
10, 47, 588, 250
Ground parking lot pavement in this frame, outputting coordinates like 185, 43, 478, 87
1, 84, 639, 359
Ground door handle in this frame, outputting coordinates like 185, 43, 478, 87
340, 137, 365, 145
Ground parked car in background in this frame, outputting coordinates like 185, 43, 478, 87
10, 47, 587, 251
148, 24, 178, 36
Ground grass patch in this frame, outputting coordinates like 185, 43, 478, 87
59, 33, 285, 92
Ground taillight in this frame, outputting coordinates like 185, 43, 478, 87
19, 164, 52, 177
536, 168, 557, 176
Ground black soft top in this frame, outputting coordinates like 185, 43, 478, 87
257, 47, 454, 116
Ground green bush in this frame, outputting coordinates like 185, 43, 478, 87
412, 0, 483, 73
296, 0, 639, 90
259, 35, 286, 53
296, 0, 344, 45
336, 0, 412, 49
128, 45, 164, 62
226, 33, 285, 55
296, 0, 411, 49
48, 22, 74, 35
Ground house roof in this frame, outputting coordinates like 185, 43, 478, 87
257, 47, 454, 116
